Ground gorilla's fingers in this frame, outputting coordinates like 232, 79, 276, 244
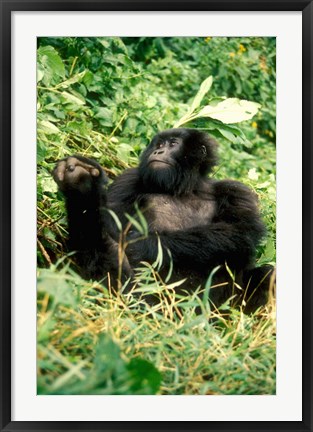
52, 156, 102, 195
66, 157, 100, 177
53, 160, 67, 182
90, 168, 100, 177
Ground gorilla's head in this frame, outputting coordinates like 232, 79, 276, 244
139, 128, 218, 195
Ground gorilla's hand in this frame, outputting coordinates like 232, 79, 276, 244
53, 155, 107, 194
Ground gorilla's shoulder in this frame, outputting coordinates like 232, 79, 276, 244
213, 179, 258, 203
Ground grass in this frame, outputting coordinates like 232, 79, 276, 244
37, 262, 276, 395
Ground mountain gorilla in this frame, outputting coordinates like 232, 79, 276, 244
53, 128, 273, 312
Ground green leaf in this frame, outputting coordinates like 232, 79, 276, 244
49, 334, 162, 395
37, 269, 78, 307
94, 107, 113, 127
94, 334, 122, 373
216, 126, 250, 146
145, 95, 157, 109
127, 358, 162, 394
106, 209, 122, 232
99, 38, 110, 49
203, 266, 221, 310
189, 75, 213, 113
37, 67, 44, 83
258, 238, 276, 264
116, 143, 133, 163
56, 71, 87, 89
197, 98, 261, 124
40, 174, 58, 193
38, 120, 60, 134
37, 317, 57, 342
65, 120, 92, 135
61, 91, 85, 106
174, 76, 213, 127
37, 46, 65, 86
125, 213, 146, 236
216, 127, 238, 142
37, 140, 47, 162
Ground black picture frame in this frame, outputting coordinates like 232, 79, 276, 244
1, 1, 312, 431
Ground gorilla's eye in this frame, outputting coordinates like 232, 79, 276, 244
156, 142, 164, 149
169, 139, 178, 147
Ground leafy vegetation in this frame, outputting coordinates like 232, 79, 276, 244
37, 37, 276, 395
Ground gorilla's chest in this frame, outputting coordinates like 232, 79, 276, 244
142, 194, 216, 232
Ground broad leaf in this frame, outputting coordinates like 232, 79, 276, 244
56, 71, 87, 89
197, 98, 261, 124
61, 91, 85, 106
174, 76, 213, 127
189, 75, 213, 113
37, 67, 44, 83
38, 120, 60, 134
37, 46, 65, 86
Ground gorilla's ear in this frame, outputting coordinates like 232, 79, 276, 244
198, 133, 218, 175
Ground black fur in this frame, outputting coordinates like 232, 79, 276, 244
52, 128, 273, 311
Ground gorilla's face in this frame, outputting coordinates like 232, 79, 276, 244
138, 128, 218, 195
139, 130, 189, 194
146, 133, 184, 171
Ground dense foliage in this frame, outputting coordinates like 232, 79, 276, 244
37, 37, 276, 396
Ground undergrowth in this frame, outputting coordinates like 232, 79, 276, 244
37, 263, 276, 395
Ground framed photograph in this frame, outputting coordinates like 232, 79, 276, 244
1, 1, 312, 431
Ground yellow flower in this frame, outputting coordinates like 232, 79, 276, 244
239, 44, 246, 53
265, 130, 274, 137
229, 52, 235, 58
205, 37, 212, 43
252, 121, 258, 128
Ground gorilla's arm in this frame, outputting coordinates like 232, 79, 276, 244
53, 155, 108, 251
52, 156, 135, 282
126, 180, 266, 271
